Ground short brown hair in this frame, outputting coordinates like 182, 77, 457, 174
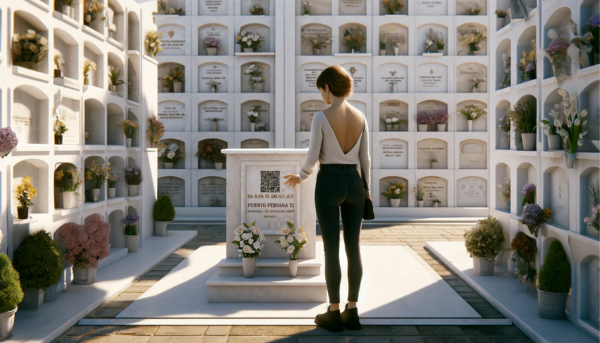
316, 66, 353, 97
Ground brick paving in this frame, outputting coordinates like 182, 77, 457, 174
53, 224, 531, 343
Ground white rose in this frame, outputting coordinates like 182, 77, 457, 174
248, 238, 254, 244
294, 232, 306, 242
286, 246, 295, 254
251, 226, 259, 234
233, 235, 241, 242
167, 151, 175, 159
253, 242, 261, 250
241, 233, 251, 240
298, 228, 306, 234
394, 188, 400, 194
242, 37, 248, 42
281, 240, 289, 248
242, 245, 253, 253
287, 236, 294, 243
234, 226, 244, 235
281, 227, 291, 235
239, 242, 244, 247
259, 233, 265, 240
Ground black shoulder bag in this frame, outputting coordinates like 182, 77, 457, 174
361, 168, 374, 220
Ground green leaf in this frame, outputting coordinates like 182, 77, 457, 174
286, 221, 294, 229
252, 221, 256, 226
274, 240, 280, 243
231, 241, 240, 245
243, 223, 249, 229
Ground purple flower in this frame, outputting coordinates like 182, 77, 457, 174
589, 15, 599, 27
122, 214, 140, 226
203, 37, 220, 48
417, 112, 431, 124
521, 183, 536, 194
525, 63, 535, 73
544, 39, 570, 56
0, 127, 18, 153
520, 204, 548, 237
433, 112, 448, 124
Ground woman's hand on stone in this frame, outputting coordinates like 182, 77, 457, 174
284, 174, 301, 189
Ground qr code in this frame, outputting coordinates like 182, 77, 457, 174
261, 171, 280, 193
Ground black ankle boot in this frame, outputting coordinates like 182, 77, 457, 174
315, 306, 343, 332
341, 303, 361, 330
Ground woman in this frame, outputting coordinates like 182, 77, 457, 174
284, 66, 370, 332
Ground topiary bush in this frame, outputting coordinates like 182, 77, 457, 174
154, 195, 175, 221
464, 215, 506, 258
538, 240, 571, 293
13, 230, 63, 290
0, 253, 24, 313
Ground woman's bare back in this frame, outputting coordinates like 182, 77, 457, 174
323, 104, 365, 154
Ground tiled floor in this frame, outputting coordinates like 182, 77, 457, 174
53, 224, 532, 343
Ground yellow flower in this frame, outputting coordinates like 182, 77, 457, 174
545, 207, 553, 219
86, 170, 92, 180
56, 170, 64, 180
520, 49, 535, 66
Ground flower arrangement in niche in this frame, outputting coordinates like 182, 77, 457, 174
146, 30, 163, 57
542, 29, 571, 81
203, 37, 220, 48
510, 232, 537, 285
507, 100, 537, 142
458, 28, 487, 54
108, 67, 125, 91
250, 5, 265, 15
232, 222, 266, 258
274, 222, 308, 260
53, 113, 68, 138
84, 0, 104, 26
552, 89, 589, 161
123, 214, 140, 236
470, 77, 487, 92
55, 167, 83, 193
236, 31, 263, 51
302, 33, 332, 55
302, 1, 311, 15
460, 105, 487, 121
382, 182, 406, 200
147, 116, 165, 148
424, 28, 444, 53
498, 115, 511, 133
83, 59, 97, 83
342, 26, 366, 53
117, 120, 140, 140
86, 161, 111, 190
58, 214, 110, 269
518, 40, 536, 81
498, 180, 511, 203
567, 20, 595, 68
107, 174, 119, 189
12, 29, 49, 65
433, 111, 448, 125
464, 216, 505, 258
244, 64, 264, 84
255, 121, 267, 132
163, 66, 184, 92
14, 176, 37, 211
54, 53, 65, 76
85, 132, 92, 141
124, 166, 143, 185
199, 141, 224, 163
247, 106, 261, 123
520, 204, 548, 237
521, 183, 536, 206
465, 6, 481, 15
157, 0, 184, 15
0, 127, 18, 158
416, 112, 432, 125
159, 142, 185, 165
382, 0, 404, 14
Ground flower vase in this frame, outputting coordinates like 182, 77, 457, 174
126, 138, 132, 147
417, 200, 424, 207
211, 86, 217, 93
391, 83, 396, 93
467, 120, 473, 132
433, 202, 439, 207
386, 124, 393, 131
521, 133, 536, 151
62, 5, 70, 15
496, 17, 505, 30
84, 77, 89, 85
108, 188, 116, 198
380, 49, 386, 56
173, 82, 183, 93
125, 235, 140, 252
62, 191, 77, 209
55, 135, 63, 145
437, 124, 446, 132
563, 152, 575, 169
244, 48, 254, 53
72, 266, 96, 285
128, 184, 139, 196
548, 135, 560, 151
162, 87, 170, 93
393, 46, 399, 56
351, 49, 355, 53
472, 85, 478, 93
243, 257, 255, 278
211, 122, 218, 131
16, 207, 28, 219
92, 188, 100, 202
289, 259, 298, 277
418, 124, 428, 132
110, 85, 118, 93
215, 162, 223, 170
206, 47, 218, 55
390, 199, 401, 207
473, 256, 495, 276
164, 162, 174, 169
250, 123, 256, 132
54, 69, 62, 78
253, 83, 263, 93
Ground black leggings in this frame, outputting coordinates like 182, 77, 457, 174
315, 164, 364, 304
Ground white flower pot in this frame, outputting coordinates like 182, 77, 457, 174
417, 200, 424, 207
431, 162, 438, 169
125, 235, 140, 253
44, 283, 59, 303
253, 83, 263, 93
163, 87, 170, 93
391, 83, 396, 93
21, 288, 44, 310
62, 5, 70, 16
393, 46, 399, 56
62, 191, 78, 209
538, 290, 568, 319
215, 162, 223, 170
155, 221, 170, 237
243, 257, 256, 278
173, 82, 183, 93
73, 266, 96, 285
390, 124, 398, 131
289, 259, 298, 277
69, 6, 75, 18
418, 124, 428, 132
92, 188, 100, 203
164, 162, 174, 169
300, 125, 306, 132
500, 132, 510, 149
386, 124, 393, 131
473, 256, 495, 276
244, 48, 254, 53
108, 188, 116, 198
128, 184, 139, 196
0, 308, 17, 341
206, 47, 218, 55
390, 199, 401, 207
522, 133, 536, 151
548, 134, 561, 151
126, 138, 132, 147
250, 123, 256, 132
467, 120, 473, 132
433, 202, 439, 207
437, 124, 446, 132
380, 49, 386, 56
110, 84, 118, 92
314, 49, 320, 55
496, 17, 505, 30
211, 122, 218, 131
472, 86, 478, 93
211, 86, 216, 93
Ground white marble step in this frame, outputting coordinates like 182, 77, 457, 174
218, 258, 321, 276
206, 273, 327, 303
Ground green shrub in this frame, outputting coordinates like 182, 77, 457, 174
154, 195, 175, 221
13, 230, 63, 290
0, 253, 24, 313
538, 240, 571, 293
464, 216, 506, 258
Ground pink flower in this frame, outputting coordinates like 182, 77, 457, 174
0, 127, 18, 156
58, 214, 110, 269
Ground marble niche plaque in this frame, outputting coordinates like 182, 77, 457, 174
242, 162, 299, 229
199, 101, 228, 131
417, 63, 448, 93
57, 101, 79, 145
298, 62, 328, 93
339, 0, 366, 15
300, 100, 327, 131
13, 89, 42, 144
241, 101, 270, 131
457, 63, 487, 93
158, 101, 186, 132
199, 63, 228, 93
199, 0, 227, 15
457, 177, 487, 207
300, 24, 333, 56
379, 139, 408, 169
159, 25, 186, 55
459, 140, 486, 169
198, 177, 226, 207
241, 0, 270, 15
416, 0, 447, 15
241, 62, 270, 93
241, 139, 269, 149
379, 101, 408, 131
417, 139, 447, 169
158, 177, 186, 207
550, 169, 569, 228
342, 63, 366, 93
418, 177, 447, 207
377, 63, 408, 93
379, 24, 408, 56
199, 25, 228, 55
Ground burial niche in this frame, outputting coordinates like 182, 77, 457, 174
417, 139, 448, 169
496, 100, 511, 149
496, 38, 511, 90
239, 24, 271, 52
417, 100, 448, 132
516, 162, 537, 215
339, 0, 366, 15
580, 167, 600, 236
459, 139, 487, 169
199, 0, 228, 15
297, 0, 332, 15
456, 23, 488, 56
300, 24, 333, 56
199, 101, 228, 132
377, 63, 408, 93
84, 99, 105, 145
379, 24, 408, 56
456, 0, 486, 15
298, 62, 329, 92
457, 100, 487, 132
543, 167, 569, 229
241, 62, 270, 93
199, 62, 228, 93
456, 63, 487, 93
580, 256, 600, 329
158, 177, 186, 207
158, 62, 185, 93
84, 41, 104, 88
198, 139, 227, 169
198, 24, 228, 55
198, 177, 226, 207
379, 139, 408, 169
341, 62, 367, 93
107, 103, 125, 146
241, 100, 270, 131
517, 26, 536, 84
495, 163, 511, 212
159, 24, 186, 56
416, 0, 446, 15
299, 100, 327, 132
108, 210, 125, 248
379, 176, 409, 207
13, 85, 49, 145
13, 159, 49, 214
379, 100, 408, 132
158, 100, 186, 132
242, 0, 271, 15
417, 63, 448, 93
417, 177, 448, 207
339, 24, 367, 53
456, 177, 487, 208
53, 28, 79, 80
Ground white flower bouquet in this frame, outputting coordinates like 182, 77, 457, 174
247, 105, 261, 123
274, 221, 307, 260
12, 29, 49, 64
236, 31, 263, 50
245, 64, 264, 84
232, 221, 266, 258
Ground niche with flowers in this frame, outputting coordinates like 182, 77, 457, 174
300, 24, 333, 56
379, 176, 409, 207
339, 24, 367, 53
456, 23, 488, 56
13, 11, 49, 74
198, 24, 228, 56
379, 100, 408, 132
241, 100, 270, 131
198, 139, 228, 169
241, 62, 270, 93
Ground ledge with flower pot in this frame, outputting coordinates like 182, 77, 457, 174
53, 76, 81, 90
52, 10, 80, 28
12, 65, 51, 82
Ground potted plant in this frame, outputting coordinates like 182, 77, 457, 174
458, 29, 487, 55
0, 253, 23, 341
383, 116, 393, 131
415, 186, 424, 207
553, 89, 589, 169
147, 116, 165, 148
382, 0, 404, 14
154, 195, 175, 237
507, 100, 536, 151
382, 182, 406, 207
302, 1, 311, 15
274, 222, 307, 277
470, 77, 487, 93
583, 15, 599, 65
498, 115, 511, 149
584, 183, 600, 232
0, 127, 18, 159
520, 203, 550, 238
210, 118, 220, 131
416, 112, 430, 132
495, 10, 507, 30
53, 114, 68, 145
108, 67, 125, 93
14, 176, 37, 220
464, 216, 506, 276
167, 67, 184, 93
159, 142, 185, 169
55, 167, 82, 209
498, 180, 511, 211
537, 240, 571, 319
465, 6, 481, 15
521, 183, 536, 207
213, 154, 226, 170
107, 174, 119, 198
432, 199, 442, 207
424, 28, 444, 55
342, 26, 366, 53
11, 30, 49, 71
208, 80, 219, 93
84, 0, 103, 26
433, 111, 448, 132
541, 30, 571, 81
518, 43, 536, 82
510, 232, 537, 293
123, 214, 140, 252
85, 160, 110, 203
244, 64, 264, 92
61, 0, 75, 17
124, 166, 142, 196
250, 5, 265, 15
146, 30, 163, 57
83, 59, 96, 86
204, 37, 220, 55
58, 215, 110, 285
460, 104, 486, 132
231, 221, 265, 278
236, 31, 263, 53
302, 33, 332, 56
117, 120, 139, 147
53, 53, 65, 78
430, 157, 438, 169
379, 39, 386, 55
247, 106, 260, 131
13, 231, 63, 308
539, 116, 561, 151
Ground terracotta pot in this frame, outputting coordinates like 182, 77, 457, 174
289, 259, 298, 277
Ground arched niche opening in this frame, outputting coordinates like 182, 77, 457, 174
459, 139, 487, 169
241, 139, 269, 149
457, 100, 487, 132
157, 0, 185, 15
581, 167, 600, 237
300, 24, 333, 56
495, 100, 511, 149
84, 99, 105, 145
158, 139, 185, 169
299, 100, 327, 132
241, 61, 270, 93
242, 0, 271, 15
379, 0, 408, 15
340, 62, 367, 93
198, 139, 227, 169
84, 156, 106, 203
127, 156, 139, 169
83, 41, 104, 88
199, 0, 228, 15
297, 0, 332, 15
198, 62, 228, 93
108, 209, 125, 248
339, 24, 367, 53
377, 62, 408, 93
542, 88, 566, 151
457, 23, 488, 56
158, 62, 185, 93
158, 176, 186, 207
416, 62, 448, 93
13, 159, 49, 214
107, 52, 125, 95
241, 100, 270, 131
543, 7, 573, 80
198, 24, 228, 56
416, 24, 447, 55
514, 94, 537, 151
579, 255, 600, 329
417, 100, 448, 132
580, 81, 600, 152
457, 177, 487, 207
54, 0, 81, 22
127, 109, 140, 147
239, 23, 271, 52
495, 38, 511, 90
340, 0, 365, 15
127, 57, 139, 103
53, 162, 80, 210
495, 163, 511, 212
127, 11, 140, 51
543, 166, 570, 229
417, 139, 448, 169
297, 62, 328, 92
158, 100, 186, 132
456, 62, 487, 93
108, 156, 127, 197
378, 24, 408, 56
53, 28, 79, 80
127, 205, 138, 217
379, 100, 408, 132
417, 176, 448, 207
13, 10, 49, 74
13, 85, 49, 145
107, 103, 125, 146
379, 139, 408, 169
456, 0, 486, 15
379, 176, 409, 207
516, 162, 537, 215
198, 177, 226, 207
517, 25, 537, 84
158, 24, 186, 56
199, 100, 228, 132
107, 0, 125, 43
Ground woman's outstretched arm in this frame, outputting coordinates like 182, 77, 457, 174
285, 113, 323, 188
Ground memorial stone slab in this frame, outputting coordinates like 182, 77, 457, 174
298, 62, 328, 92
416, 0, 447, 15
417, 139, 448, 169
457, 177, 487, 207
199, 0, 228, 15
199, 25, 229, 55
199, 63, 228, 93
241, 139, 269, 149
417, 63, 448, 93
57, 102, 79, 145
339, 0, 366, 15
457, 63, 487, 92
379, 24, 408, 56
379, 139, 408, 169
300, 24, 333, 56
377, 63, 408, 93
418, 177, 447, 206
342, 63, 367, 93
550, 169, 569, 228
300, 100, 327, 131
199, 177, 226, 207
459, 140, 486, 169
199, 101, 228, 131
158, 101, 186, 132
13, 90, 41, 144
158, 177, 186, 207
159, 24, 186, 55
